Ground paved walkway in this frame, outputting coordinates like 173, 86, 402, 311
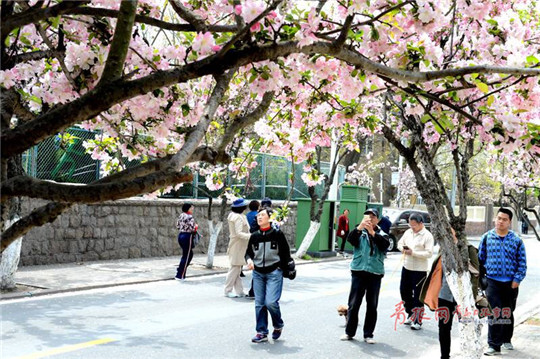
1, 252, 344, 300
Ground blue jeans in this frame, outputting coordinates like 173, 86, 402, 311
176, 232, 193, 279
252, 268, 284, 335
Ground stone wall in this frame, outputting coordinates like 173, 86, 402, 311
20, 199, 298, 266
19, 199, 528, 266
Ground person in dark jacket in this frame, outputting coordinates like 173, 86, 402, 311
340, 208, 390, 344
479, 208, 527, 355
378, 215, 392, 235
420, 228, 483, 359
336, 209, 350, 253
244, 200, 260, 298
246, 207, 292, 343
175, 203, 198, 280
246, 200, 260, 233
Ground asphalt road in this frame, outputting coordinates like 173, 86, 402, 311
2, 237, 539, 359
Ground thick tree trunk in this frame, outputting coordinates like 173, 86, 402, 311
205, 195, 227, 268
0, 216, 22, 290
445, 270, 483, 359
295, 220, 321, 259
206, 220, 223, 269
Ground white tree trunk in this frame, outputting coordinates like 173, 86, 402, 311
446, 270, 483, 359
206, 220, 223, 269
1, 217, 23, 290
295, 220, 321, 259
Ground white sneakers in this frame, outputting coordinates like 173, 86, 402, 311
340, 334, 376, 344
410, 323, 422, 330
225, 292, 247, 298
502, 343, 514, 350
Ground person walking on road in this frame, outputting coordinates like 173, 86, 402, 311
521, 213, 529, 235
246, 207, 292, 343
224, 198, 251, 298
479, 208, 527, 356
397, 212, 434, 330
336, 209, 350, 253
175, 203, 198, 280
341, 208, 390, 344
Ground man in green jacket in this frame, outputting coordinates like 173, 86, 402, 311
340, 208, 390, 344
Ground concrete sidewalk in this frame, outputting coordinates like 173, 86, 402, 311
1, 252, 345, 300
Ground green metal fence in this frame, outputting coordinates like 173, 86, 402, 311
22, 127, 100, 183
23, 128, 346, 200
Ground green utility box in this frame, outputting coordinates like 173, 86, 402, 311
341, 185, 370, 201
295, 198, 336, 254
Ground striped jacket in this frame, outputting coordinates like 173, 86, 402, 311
478, 229, 527, 283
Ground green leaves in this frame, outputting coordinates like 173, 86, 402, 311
526, 55, 539, 65
475, 81, 489, 94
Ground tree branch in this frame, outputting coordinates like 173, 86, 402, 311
4, 40, 540, 158
1, 202, 72, 252
1, 87, 36, 124
64, 6, 238, 33
217, 91, 274, 152
334, 15, 354, 48
1, 0, 90, 41
1, 143, 231, 203
34, 23, 78, 90
170, 0, 207, 32
5, 49, 63, 69
215, 0, 284, 58
168, 69, 236, 170
99, 0, 138, 84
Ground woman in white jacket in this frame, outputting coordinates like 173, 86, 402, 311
224, 198, 251, 298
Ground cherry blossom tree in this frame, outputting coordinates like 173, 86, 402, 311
1, 4, 539, 348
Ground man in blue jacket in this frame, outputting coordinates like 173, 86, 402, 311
479, 208, 527, 356
340, 208, 390, 344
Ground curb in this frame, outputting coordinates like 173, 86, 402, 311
2, 256, 347, 301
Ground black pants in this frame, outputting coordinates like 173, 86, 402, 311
345, 271, 382, 338
176, 232, 193, 279
400, 267, 427, 324
438, 298, 457, 359
339, 232, 349, 252
486, 278, 519, 350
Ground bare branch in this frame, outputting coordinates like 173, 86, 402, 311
65, 6, 238, 33
99, 0, 138, 84
170, 0, 207, 32
5, 49, 63, 68
334, 15, 354, 48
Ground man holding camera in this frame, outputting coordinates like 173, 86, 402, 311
397, 212, 434, 330
340, 208, 390, 344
